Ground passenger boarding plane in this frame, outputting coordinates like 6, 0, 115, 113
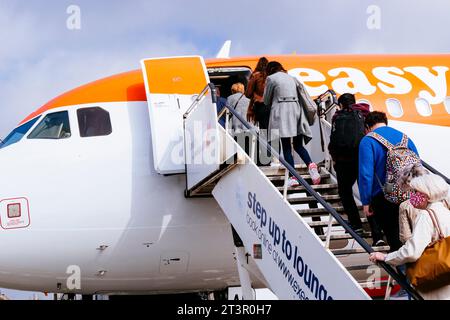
0, 43, 448, 300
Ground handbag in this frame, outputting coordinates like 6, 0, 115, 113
406, 208, 450, 292
294, 78, 317, 126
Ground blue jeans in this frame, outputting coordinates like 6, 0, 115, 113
280, 136, 312, 171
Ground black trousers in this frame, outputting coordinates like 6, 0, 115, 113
335, 161, 363, 229
254, 102, 272, 166
371, 192, 402, 251
234, 132, 251, 157
335, 161, 383, 242
254, 101, 270, 130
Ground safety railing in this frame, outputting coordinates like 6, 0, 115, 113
183, 83, 221, 193
218, 91, 424, 300
422, 160, 450, 184
184, 83, 217, 118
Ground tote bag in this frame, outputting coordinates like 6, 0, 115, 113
406, 208, 450, 292
294, 78, 317, 126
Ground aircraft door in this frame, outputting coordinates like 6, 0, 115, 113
141, 56, 210, 174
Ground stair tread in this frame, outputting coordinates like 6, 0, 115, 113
308, 218, 369, 227
267, 173, 330, 182
297, 205, 363, 215
277, 183, 339, 193
261, 166, 310, 176
288, 194, 341, 204
331, 246, 390, 255
298, 206, 344, 213
345, 264, 378, 271
319, 233, 372, 241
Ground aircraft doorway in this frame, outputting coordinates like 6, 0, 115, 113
207, 67, 252, 99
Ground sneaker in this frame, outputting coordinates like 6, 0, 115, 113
374, 239, 387, 247
287, 177, 300, 187
308, 163, 321, 185
270, 162, 281, 167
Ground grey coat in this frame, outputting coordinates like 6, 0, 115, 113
263, 72, 312, 143
227, 93, 250, 133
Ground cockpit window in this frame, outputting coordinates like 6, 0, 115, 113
1, 116, 41, 148
28, 111, 71, 140
77, 107, 112, 137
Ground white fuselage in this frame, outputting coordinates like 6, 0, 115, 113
0, 102, 447, 296
0, 101, 242, 294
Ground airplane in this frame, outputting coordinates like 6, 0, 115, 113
0, 42, 448, 300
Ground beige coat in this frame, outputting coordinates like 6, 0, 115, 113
386, 201, 450, 300
399, 195, 450, 243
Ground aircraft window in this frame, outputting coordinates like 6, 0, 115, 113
445, 97, 450, 114
28, 111, 71, 140
415, 98, 432, 117
77, 107, 112, 137
385, 98, 404, 118
1, 116, 41, 148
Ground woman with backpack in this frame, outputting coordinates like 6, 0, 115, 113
369, 171, 450, 300
263, 61, 320, 186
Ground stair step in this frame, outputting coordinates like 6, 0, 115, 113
288, 194, 341, 205
297, 206, 343, 215
297, 205, 363, 215
277, 183, 339, 194
267, 173, 331, 184
308, 217, 369, 228
345, 264, 378, 271
331, 246, 390, 255
260, 165, 309, 176
318, 233, 372, 241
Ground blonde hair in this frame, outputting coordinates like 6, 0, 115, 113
409, 173, 449, 203
231, 82, 245, 94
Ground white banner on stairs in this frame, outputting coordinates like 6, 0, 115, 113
212, 162, 370, 300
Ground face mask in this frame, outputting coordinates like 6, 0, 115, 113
410, 191, 429, 209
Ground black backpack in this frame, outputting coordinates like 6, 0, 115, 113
329, 108, 365, 160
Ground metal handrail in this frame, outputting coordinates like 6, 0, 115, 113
422, 160, 450, 184
184, 83, 217, 118
220, 96, 424, 300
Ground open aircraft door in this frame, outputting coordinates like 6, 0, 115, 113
141, 56, 211, 174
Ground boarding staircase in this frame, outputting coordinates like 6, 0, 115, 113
186, 115, 402, 299
140, 56, 426, 300
181, 86, 424, 300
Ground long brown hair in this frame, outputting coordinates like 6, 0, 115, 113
266, 61, 287, 75
254, 57, 268, 73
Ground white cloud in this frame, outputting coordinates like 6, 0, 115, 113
0, 0, 449, 299
0, 37, 203, 137
0, 0, 449, 135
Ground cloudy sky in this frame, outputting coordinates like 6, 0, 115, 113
1, 0, 450, 138
0, 0, 449, 299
